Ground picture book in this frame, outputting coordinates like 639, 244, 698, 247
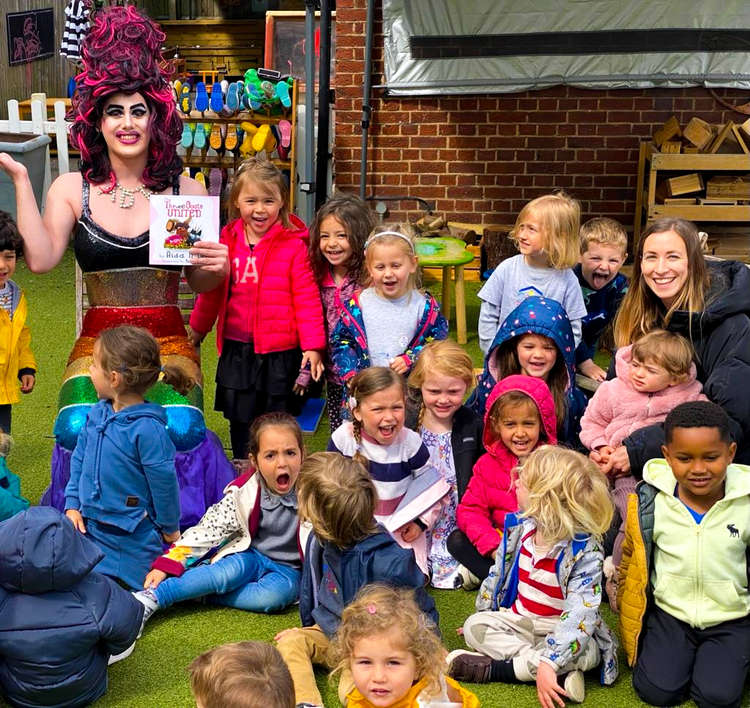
382, 468, 450, 533
149, 195, 219, 266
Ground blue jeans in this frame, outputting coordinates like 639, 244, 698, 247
154, 548, 300, 613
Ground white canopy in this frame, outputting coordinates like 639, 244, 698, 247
382, 0, 750, 95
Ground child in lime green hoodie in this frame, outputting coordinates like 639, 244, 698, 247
619, 400, 750, 708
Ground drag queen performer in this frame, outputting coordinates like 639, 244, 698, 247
0, 6, 234, 527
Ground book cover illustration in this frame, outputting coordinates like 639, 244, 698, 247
149, 195, 220, 266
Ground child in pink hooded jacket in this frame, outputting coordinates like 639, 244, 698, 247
449, 375, 558, 581
580, 330, 706, 576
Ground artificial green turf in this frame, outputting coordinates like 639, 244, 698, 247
8, 255, 687, 706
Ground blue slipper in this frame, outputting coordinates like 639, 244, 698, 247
246, 83, 262, 111
275, 79, 292, 108
193, 123, 207, 149
209, 81, 224, 113
224, 81, 240, 114
180, 122, 194, 148
195, 82, 209, 112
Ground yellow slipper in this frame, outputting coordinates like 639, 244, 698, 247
251, 123, 276, 153
239, 131, 255, 158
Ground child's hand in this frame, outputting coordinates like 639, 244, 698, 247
300, 350, 324, 381
65, 509, 86, 533
602, 445, 630, 477
143, 569, 168, 589
390, 356, 409, 375
578, 358, 606, 382
292, 382, 308, 396
20, 374, 35, 393
274, 628, 297, 642
162, 529, 180, 544
590, 445, 614, 472
536, 662, 567, 708
187, 326, 206, 349
399, 521, 422, 543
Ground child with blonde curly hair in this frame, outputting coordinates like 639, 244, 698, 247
448, 446, 618, 705
330, 584, 479, 707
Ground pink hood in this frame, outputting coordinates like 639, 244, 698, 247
456, 375, 558, 556
483, 374, 559, 455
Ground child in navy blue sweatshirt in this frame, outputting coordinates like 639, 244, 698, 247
64, 326, 185, 589
574, 217, 628, 382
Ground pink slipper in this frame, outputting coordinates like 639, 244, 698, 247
277, 119, 292, 159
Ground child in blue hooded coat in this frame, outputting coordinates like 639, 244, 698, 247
468, 296, 587, 446
64, 326, 182, 589
0, 506, 143, 708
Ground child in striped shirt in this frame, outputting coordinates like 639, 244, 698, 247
328, 366, 448, 576
447, 446, 618, 705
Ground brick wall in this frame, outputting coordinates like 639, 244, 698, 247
333, 0, 750, 231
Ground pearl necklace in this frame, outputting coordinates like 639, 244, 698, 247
99, 181, 153, 208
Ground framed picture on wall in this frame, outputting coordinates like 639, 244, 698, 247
7, 9, 54, 66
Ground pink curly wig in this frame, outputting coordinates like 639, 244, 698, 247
68, 6, 182, 192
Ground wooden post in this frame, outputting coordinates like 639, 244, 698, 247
441, 266, 451, 322
455, 264, 467, 345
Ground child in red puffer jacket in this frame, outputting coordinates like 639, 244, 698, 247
189, 157, 326, 459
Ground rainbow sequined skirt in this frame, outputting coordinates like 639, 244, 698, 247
54, 268, 206, 451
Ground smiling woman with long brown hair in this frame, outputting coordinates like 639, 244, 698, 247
607, 217, 750, 476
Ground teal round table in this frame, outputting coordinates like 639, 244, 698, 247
415, 237, 474, 344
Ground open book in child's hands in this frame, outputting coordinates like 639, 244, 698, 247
383, 468, 450, 534
149, 195, 220, 266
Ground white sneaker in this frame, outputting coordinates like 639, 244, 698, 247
563, 670, 585, 703
453, 564, 481, 591
132, 588, 160, 637
108, 641, 135, 665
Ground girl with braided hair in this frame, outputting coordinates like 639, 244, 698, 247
327, 366, 449, 577
0, 5, 233, 527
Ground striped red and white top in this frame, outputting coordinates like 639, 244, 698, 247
511, 529, 565, 617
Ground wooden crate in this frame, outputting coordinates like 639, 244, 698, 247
706, 175, 750, 200
666, 172, 704, 197
653, 115, 681, 147
683, 117, 714, 150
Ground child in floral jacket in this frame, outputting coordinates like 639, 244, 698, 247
448, 447, 618, 705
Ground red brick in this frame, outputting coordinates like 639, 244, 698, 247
598, 97, 635, 110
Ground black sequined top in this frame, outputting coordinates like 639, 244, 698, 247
74, 179, 182, 273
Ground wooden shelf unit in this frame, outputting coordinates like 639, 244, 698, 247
178, 80, 298, 211
634, 143, 750, 249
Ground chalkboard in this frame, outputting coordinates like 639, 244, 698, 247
7, 9, 54, 66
